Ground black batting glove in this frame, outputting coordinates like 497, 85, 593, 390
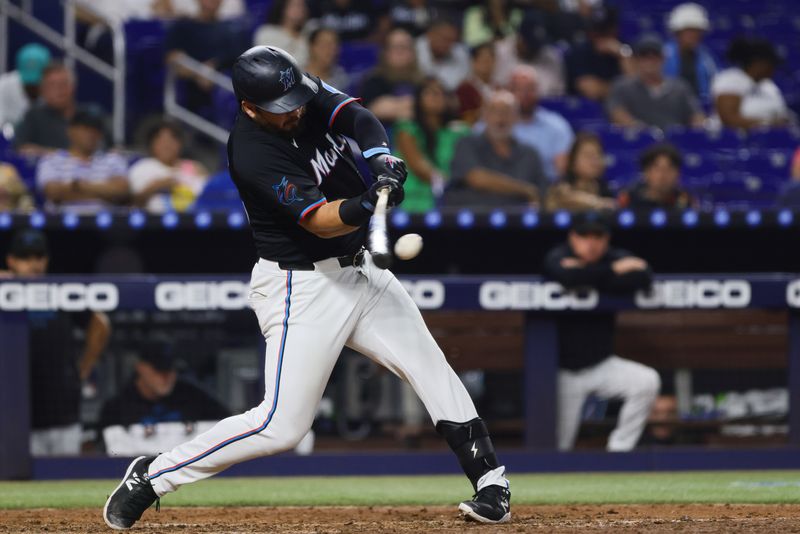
368, 153, 407, 184
360, 175, 404, 211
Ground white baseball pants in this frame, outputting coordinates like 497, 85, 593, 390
148, 253, 480, 496
557, 355, 660, 452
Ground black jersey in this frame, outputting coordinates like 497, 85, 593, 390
228, 77, 369, 263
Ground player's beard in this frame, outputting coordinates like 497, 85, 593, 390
260, 114, 306, 138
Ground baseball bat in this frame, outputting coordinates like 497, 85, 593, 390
368, 186, 393, 269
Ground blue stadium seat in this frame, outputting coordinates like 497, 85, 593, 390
541, 97, 605, 130
591, 126, 664, 151
193, 170, 241, 210
666, 128, 745, 151
746, 128, 800, 150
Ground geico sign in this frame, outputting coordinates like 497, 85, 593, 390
400, 280, 444, 309
0, 283, 118, 311
479, 282, 598, 310
155, 281, 249, 311
787, 279, 800, 308
636, 280, 751, 309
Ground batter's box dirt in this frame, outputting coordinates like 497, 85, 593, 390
3, 504, 800, 533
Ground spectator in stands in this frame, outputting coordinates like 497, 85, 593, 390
360, 28, 422, 124
0, 43, 51, 128
445, 90, 546, 207
546, 132, 616, 212
415, 19, 470, 91
607, 34, 705, 129
99, 342, 230, 433
129, 120, 209, 213
565, 7, 632, 101
13, 63, 110, 155
712, 37, 789, 130
618, 143, 695, 209
253, 0, 310, 67
542, 211, 659, 452
0, 163, 35, 211
36, 111, 129, 213
165, 0, 247, 114
390, 0, 436, 37
462, 0, 523, 48
493, 10, 565, 97
3, 230, 111, 456
304, 28, 350, 91
455, 43, 496, 124
507, 65, 574, 181
394, 77, 469, 212
664, 3, 717, 102
310, 0, 387, 42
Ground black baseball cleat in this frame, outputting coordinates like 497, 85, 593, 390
458, 484, 511, 524
103, 456, 159, 530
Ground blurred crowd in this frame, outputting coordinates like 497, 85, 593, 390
1, 0, 799, 215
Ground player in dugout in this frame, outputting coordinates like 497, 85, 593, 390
542, 211, 661, 452
103, 46, 511, 529
3, 229, 111, 456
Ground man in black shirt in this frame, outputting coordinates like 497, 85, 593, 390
105, 46, 510, 530
3, 230, 111, 456
542, 212, 660, 452
99, 345, 230, 455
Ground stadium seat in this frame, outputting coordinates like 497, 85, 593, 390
193, 170, 242, 210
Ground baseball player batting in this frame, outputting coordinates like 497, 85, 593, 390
103, 46, 510, 529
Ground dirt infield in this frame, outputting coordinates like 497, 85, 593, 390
2, 504, 800, 533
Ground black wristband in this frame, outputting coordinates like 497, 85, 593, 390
338, 195, 373, 227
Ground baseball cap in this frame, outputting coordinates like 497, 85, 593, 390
8, 229, 49, 258
571, 211, 611, 235
69, 109, 105, 131
139, 341, 176, 372
634, 34, 664, 56
16, 43, 51, 85
668, 3, 710, 33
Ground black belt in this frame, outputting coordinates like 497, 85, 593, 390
278, 248, 365, 271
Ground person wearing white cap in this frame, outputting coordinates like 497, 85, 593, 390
663, 2, 718, 101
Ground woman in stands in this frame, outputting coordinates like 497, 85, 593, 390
360, 27, 423, 125
129, 120, 208, 213
253, 0, 310, 66
546, 132, 616, 212
712, 37, 790, 130
303, 27, 350, 92
394, 77, 469, 213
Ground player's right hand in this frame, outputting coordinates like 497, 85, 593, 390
361, 176, 404, 211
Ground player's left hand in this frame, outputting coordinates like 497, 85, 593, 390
361, 175, 404, 211
368, 153, 407, 184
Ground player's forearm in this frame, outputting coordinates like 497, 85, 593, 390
79, 312, 111, 380
299, 200, 361, 238
331, 101, 391, 158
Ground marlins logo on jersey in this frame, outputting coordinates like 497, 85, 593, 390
273, 176, 303, 205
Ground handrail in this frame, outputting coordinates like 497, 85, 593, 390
164, 52, 234, 145
0, 0, 126, 144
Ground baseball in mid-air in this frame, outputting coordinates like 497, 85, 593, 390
394, 233, 423, 260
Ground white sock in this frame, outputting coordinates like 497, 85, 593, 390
476, 465, 509, 492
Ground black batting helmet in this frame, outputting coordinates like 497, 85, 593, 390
232, 46, 319, 113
